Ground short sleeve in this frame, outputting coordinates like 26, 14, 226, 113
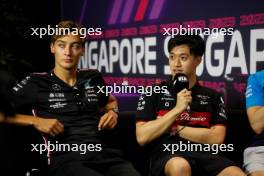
12, 75, 38, 114
136, 91, 158, 122
210, 93, 227, 125
246, 74, 264, 109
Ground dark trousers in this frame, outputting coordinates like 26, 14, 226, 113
50, 159, 140, 176
48, 148, 141, 176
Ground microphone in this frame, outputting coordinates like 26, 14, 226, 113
172, 73, 189, 92
172, 73, 191, 112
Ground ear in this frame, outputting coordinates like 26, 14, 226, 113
80, 46, 85, 56
195, 56, 202, 66
50, 43, 55, 53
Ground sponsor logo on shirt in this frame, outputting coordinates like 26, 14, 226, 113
52, 84, 62, 91
245, 85, 253, 98
48, 93, 67, 108
164, 89, 172, 97
13, 76, 31, 91
84, 87, 98, 102
50, 102, 67, 109
197, 94, 211, 105
137, 95, 145, 111
84, 79, 92, 89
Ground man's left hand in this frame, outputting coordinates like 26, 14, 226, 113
98, 110, 118, 130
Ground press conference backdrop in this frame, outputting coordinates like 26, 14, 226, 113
62, 0, 264, 111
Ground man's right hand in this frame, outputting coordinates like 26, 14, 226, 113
174, 88, 192, 113
33, 117, 64, 137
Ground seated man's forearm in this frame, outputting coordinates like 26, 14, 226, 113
5, 114, 36, 126
247, 106, 264, 134
136, 107, 183, 146
177, 125, 226, 144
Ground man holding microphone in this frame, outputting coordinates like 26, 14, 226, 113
136, 34, 245, 176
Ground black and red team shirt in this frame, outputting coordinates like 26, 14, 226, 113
12, 69, 108, 149
136, 78, 227, 153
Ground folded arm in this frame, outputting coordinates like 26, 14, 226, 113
176, 124, 226, 144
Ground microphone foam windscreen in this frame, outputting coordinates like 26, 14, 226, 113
172, 73, 189, 93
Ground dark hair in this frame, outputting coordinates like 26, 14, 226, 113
168, 35, 205, 56
51, 20, 86, 45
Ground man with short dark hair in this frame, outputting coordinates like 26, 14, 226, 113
8, 20, 140, 176
136, 35, 245, 176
